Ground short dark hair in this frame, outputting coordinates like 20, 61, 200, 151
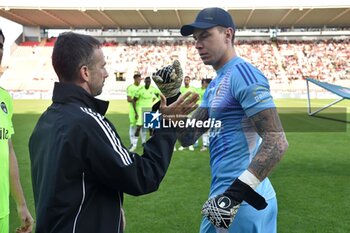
52, 32, 101, 82
145, 76, 151, 81
133, 74, 141, 79
0, 29, 5, 65
202, 78, 212, 84
217, 26, 235, 44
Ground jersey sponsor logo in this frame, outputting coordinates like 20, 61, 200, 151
253, 86, 271, 103
1, 102, 8, 114
0, 128, 9, 140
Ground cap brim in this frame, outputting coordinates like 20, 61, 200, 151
180, 22, 217, 36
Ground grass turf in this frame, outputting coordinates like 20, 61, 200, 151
9, 99, 350, 233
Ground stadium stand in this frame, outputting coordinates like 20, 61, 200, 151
0, 37, 349, 99
0, 4, 349, 99
278, 39, 349, 82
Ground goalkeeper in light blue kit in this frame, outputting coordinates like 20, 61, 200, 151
152, 7, 288, 233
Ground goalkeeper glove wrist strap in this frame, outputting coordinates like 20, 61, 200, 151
238, 170, 261, 190
225, 179, 267, 210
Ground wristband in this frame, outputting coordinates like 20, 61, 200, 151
238, 170, 261, 190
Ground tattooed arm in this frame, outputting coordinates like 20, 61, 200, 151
247, 108, 289, 181
176, 107, 209, 147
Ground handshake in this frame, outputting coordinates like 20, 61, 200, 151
151, 60, 199, 120
152, 60, 183, 98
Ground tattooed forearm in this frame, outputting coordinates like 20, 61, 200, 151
177, 107, 209, 147
248, 108, 289, 181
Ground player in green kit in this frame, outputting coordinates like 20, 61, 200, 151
196, 79, 212, 151
126, 73, 141, 152
0, 29, 33, 233
180, 75, 196, 94
133, 77, 160, 145
178, 75, 196, 151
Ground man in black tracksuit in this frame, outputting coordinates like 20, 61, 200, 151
29, 32, 198, 233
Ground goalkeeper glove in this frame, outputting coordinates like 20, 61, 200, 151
152, 60, 183, 98
201, 172, 267, 229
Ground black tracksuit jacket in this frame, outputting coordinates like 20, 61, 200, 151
29, 82, 177, 233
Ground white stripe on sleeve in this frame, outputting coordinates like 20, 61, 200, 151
81, 107, 132, 166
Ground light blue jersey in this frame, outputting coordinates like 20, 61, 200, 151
200, 57, 277, 233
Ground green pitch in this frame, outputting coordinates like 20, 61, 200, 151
9, 99, 350, 232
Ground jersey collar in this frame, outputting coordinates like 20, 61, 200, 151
52, 82, 109, 115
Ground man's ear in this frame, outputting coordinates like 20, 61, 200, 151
79, 65, 89, 82
225, 27, 234, 43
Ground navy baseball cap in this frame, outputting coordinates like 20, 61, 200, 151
180, 7, 235, 36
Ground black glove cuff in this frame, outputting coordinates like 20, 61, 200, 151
224, 179, 267, 210
152, 92, 181, 112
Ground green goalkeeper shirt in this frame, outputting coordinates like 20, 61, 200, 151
0, 87, 14, 218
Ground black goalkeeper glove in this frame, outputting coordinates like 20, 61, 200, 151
201, 179, 268, 229
152, 60, 183, 98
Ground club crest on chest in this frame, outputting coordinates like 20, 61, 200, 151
1, 102, 8, 114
